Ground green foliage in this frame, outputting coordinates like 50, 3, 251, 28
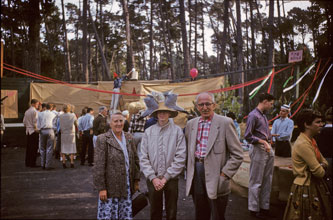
213, 81, 243, 117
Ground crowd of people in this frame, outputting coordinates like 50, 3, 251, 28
22, 91, 332, 220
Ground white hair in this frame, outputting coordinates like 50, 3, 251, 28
99, 106, 107, 113
195, 92, 215, 103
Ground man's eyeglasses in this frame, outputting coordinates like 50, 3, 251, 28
197, 102, 213, 107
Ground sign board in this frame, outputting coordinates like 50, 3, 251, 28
288, 50, 303, 63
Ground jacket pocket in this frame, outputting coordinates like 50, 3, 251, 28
213, 141, 224, 154
217, 175, 230, 195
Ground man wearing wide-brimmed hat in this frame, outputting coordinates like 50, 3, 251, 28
271, 104, 294, 157
139, 101, 186, 220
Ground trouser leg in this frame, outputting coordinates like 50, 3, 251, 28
25, 134, 32, 166
147, 179, 163, 220
31, 132, 39, 166
248, 145, 270, 212
55, 132, 61, 159
164, 179, 178, 220
192, 162, 211, 220
45, 130, 55, 168
259, 152, 274, 210
88, 135, 94, 164
210, 194, 229, 220
39, 131, 47, 167
81, 134, 88, 164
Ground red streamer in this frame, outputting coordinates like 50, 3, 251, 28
267, 68, 275, 93
3, 62, 291, 97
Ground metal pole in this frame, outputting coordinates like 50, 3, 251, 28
295, 65, 300, 98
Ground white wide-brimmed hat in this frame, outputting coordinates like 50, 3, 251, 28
150, 102, 178, 118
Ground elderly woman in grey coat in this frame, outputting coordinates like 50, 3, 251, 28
93, 111, 140, 220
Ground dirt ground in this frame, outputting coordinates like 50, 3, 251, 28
1, 145, 286, 220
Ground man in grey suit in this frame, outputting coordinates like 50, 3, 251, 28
185, 92, 243, 220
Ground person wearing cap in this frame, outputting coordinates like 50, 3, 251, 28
139, 102, 186, 220
185, 92, 243, 220
110, 71, 132, 113
271, 104, 294, 157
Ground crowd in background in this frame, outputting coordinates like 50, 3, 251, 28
21, 94, 332, 220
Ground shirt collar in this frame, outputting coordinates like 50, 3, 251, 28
255, 108, 264, 115
199, 113, 213, 122
99, 113, 105, 118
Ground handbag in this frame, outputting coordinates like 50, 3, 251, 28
132, 191, 149, 217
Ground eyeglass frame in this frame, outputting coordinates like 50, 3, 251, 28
196, 102, 214, 107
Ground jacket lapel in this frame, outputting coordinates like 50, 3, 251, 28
106, 131, 122, 151
206, 114, 219, 154
190, 117, 200, 156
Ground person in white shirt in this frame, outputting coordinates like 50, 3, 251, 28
37, 103, 57, 170
23, 99, 40, 167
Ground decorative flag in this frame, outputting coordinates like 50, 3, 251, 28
283, 63, 315, 93
312, 64, 332, 105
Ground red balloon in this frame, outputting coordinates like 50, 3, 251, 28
190, 68, 198, 79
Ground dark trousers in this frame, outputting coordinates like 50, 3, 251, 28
147, 178, 179, 220
54, 132, 61, 159
192, 162, 229, 220
25, 132, 39, 167
81, 132, 93, 164
275, 141, 291, 157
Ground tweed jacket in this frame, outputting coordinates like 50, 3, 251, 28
93, 130, 140, 198
93, 114, 108, 136
185, 113, 243, 199
292, 132, 328, 186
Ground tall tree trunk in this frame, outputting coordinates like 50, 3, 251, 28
158, 1, 174, 79
194, 0, 198, 68
219, 0, 229, 73
82, 0, 88, 83
149, 1, 154, 80
249, 1, 256, 68
201, 0, 205, 75
255, 0, 267, 64
61, 0, 71, 81
88, 34, 93, 82
27, 0, 41, 74
88, 7, 111, 80
166, 13, 175, 79
188, 0, 192, 61
236, 0, 244, 98
179, 0, 190, 79
267, 0, 274, 67
245, 1, 249, 70
100, 2, 105, 79
277, 0, 285, 63
122, 0, 135, 74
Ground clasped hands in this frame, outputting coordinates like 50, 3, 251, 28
152, 177, 167, 191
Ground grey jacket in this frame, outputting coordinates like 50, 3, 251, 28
139, 122, 186, 181
93, 130, 140, 198
185, 113, 243, 199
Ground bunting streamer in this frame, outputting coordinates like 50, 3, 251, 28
283, 63, 315, 93
312, 64, 332, 105
3, 62, 292, 97
283, 76, 293, 88
267, 68, 275, 93
249, 69, 273, 99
